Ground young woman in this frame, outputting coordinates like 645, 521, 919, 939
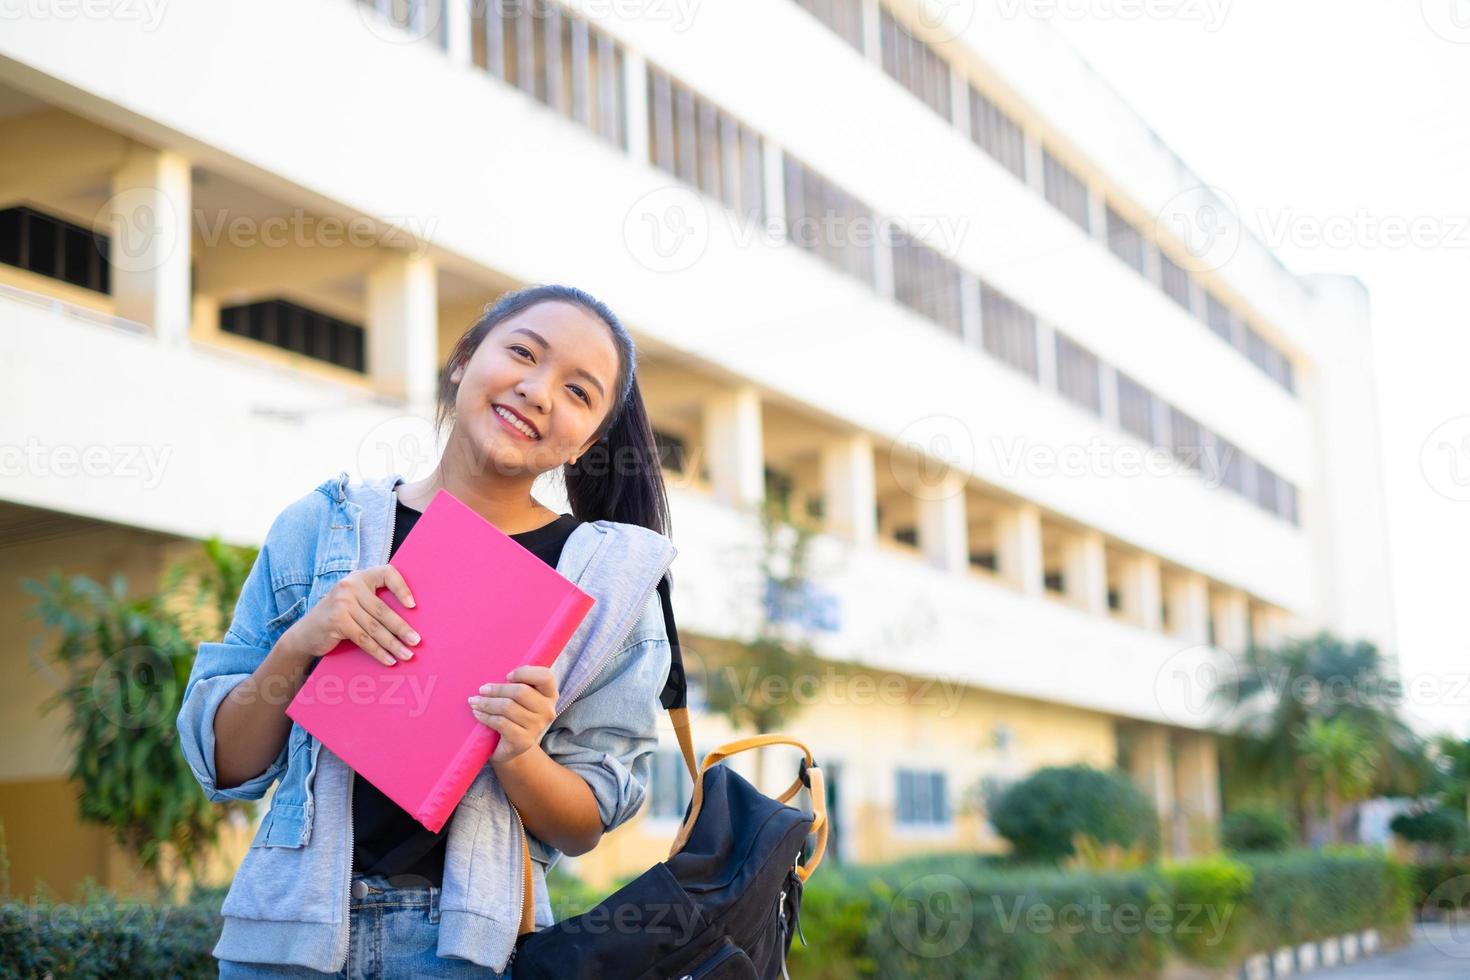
179, 284, 681, 977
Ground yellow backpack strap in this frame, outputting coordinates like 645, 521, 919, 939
518, 831, 535, 936
667, 734, 828, 883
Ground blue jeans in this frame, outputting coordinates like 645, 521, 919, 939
218, 873, 510, 978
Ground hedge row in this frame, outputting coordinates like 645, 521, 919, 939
784, 849, 1413, 980
0, 852, 1414, 979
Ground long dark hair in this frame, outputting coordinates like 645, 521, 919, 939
435, 284, 671, 538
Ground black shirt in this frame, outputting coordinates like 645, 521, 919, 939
350, 498, 583, 887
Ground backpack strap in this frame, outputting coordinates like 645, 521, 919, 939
666, 734, 828, 883
656, 572, 699, 782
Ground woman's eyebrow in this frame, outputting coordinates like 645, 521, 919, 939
509, 327, 606, 399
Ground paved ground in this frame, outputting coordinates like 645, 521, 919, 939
1313, 924, 1470, 977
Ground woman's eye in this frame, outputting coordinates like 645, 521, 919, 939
510, 344, 532, 359
569, 386, 590, 405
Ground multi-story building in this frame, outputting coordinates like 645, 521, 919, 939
0, 0, 1394, 895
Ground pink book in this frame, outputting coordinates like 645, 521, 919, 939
285, 488, 596, 833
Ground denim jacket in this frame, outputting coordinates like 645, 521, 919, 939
176, 471, 678, 973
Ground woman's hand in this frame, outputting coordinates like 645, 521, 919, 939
280, 565, 420, 667
470, 666, 558, 764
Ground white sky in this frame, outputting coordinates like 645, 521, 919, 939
1042, 0, 1470, 737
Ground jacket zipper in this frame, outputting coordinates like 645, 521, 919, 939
333, 482, 397, 971
501, 558, 673, 970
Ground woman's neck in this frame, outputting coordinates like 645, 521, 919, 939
399, 465, 558, 535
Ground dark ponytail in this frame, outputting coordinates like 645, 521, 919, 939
435, 284, 671, 538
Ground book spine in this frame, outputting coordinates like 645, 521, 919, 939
417, 724, 495, 834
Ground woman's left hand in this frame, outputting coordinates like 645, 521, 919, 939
470, 666, 558, 764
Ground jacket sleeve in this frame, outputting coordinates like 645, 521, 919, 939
540, 590, 673, 834
175, 508, 299, 804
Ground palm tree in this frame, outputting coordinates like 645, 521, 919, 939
1218, 631, 1427, 844
1295, 716, 1380, 843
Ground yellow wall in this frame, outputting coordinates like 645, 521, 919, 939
569, 641, 1121, 888
0, 511, 252, 901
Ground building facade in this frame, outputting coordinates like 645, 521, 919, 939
0, 0, 1394, 895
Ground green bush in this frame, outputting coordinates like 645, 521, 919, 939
1405, 857, 1470, 920
789, 849, 1409, 979
1222, 803, 1295, 854
0, 879, 223, 979
1161, 856, 1253, 966
1391, 807, 1470, 852
989, 766, 1160, 864
1235, 849, 1412, 952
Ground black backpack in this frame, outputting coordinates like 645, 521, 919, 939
509, 574, 829, 979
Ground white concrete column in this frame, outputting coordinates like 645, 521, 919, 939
1174, 733, 1221, 855
1035, 320, 1058, 393
959, 274, 981, 348
1166, 571, 1210, 645
1087, 186, 1107, 243
444, 0, 472, 66
1128, 726, 1175, 831
367, 253, 439, 414
861, 0, 882, 66
950, 68, 971, 137
623, 50, 651, 166
1211, 588, 1250, 655
762, 139, 786, 231
1251, 606, 1289, 650
1119, 553, 1163, 631
108, 145, 192, 346
820, 433, 877, 549
1023, 130, 1046, 195
701, 387, 765, 510
995, 502, 1044, 596
917, 470, 968, 574
1062, 529, 1108, 615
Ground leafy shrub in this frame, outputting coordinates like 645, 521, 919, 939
1161, 856, 1253, 965
1236, 849, 1412, 952
1405, 857, 1470, 920
989, 766, 1159, 864
0, 879, 223, 979
1222, 803, 1295, 854
1391, 807, 1469, 852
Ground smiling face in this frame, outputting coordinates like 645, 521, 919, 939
447, 301, 622, 478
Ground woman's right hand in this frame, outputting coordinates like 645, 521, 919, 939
281, 565, 421, 667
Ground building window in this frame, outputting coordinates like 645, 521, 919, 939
473, 0, 627, 150
1253, 461, 1281, 514
969, 86, 1026, 180
0, 206, 110, 294
790, 0, 864, 50
646, 64, 765, 223
358, 0, 448, 48
647, 748, 692, 820
1168, 407, 1204, 470
979, 282, 1039, 380
878, 7, 951, 120
1105, 206, 1146, 275
891, 227, 965, 337
219, 299, 366, 373
652, 428, 688, 476
1158, 251, 1194, 312
782, 153, 877, 287
1115, 371, 1156, 444
1204, 291, 1234, 342
1042, 149, 1090, 233
1055, 333, 1102, 415
896, 768, 950, 826
1280, 481, 1300, 525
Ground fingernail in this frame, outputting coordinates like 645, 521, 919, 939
407, 598, 417, 608
409, 632, 421, 645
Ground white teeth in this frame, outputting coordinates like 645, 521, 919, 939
495, 406, 538, 439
